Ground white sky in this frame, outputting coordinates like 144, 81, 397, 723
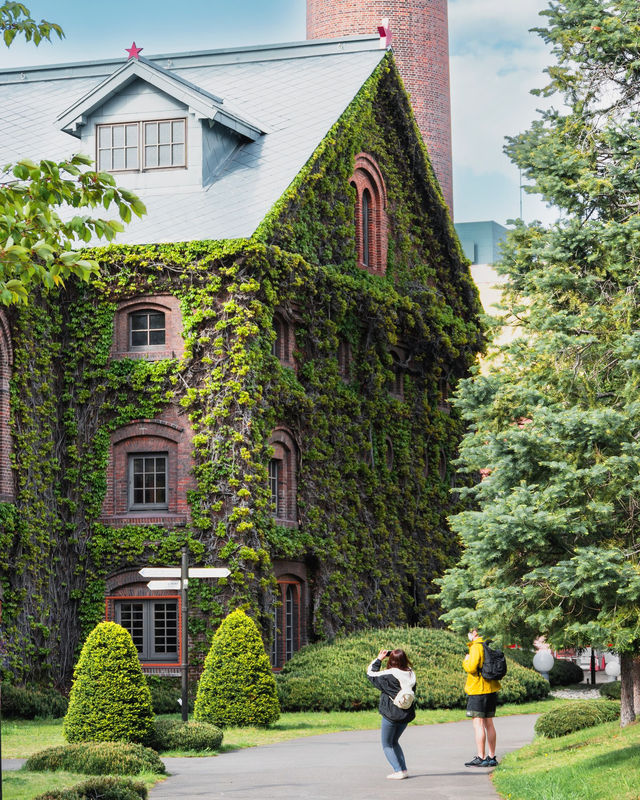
0, 0, 558, 226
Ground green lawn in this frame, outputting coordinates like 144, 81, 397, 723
2, 771, 163, 800
493, 719, 640, 800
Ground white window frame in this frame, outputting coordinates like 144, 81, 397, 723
96, 118, 187, 173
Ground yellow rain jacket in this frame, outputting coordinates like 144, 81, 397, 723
463, 637, 502, 695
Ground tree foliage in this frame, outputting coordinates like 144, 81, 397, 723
63, 622, 154, 744
437, 0, 640, 726
194, 608, 280, 727
0, 3, 145, 304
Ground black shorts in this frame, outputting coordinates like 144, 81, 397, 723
466, 692, 498, 718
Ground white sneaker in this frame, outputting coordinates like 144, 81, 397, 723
387, 771, 408, 780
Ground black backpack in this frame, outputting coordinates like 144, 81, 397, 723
480, 640, 507, 681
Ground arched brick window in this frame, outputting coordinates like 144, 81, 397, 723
272, 312, 295, 368
101, 409, 194, 525
268, 428, 298, 527
0, 311, 13, 501
271, 567, 306, 669
350, 153, 388, 276
112, 295, 183, 360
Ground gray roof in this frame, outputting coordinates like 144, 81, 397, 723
0, 37, 385, 244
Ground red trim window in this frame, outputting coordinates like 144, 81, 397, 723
271, 579, 302, 669
350, 153, 388, 276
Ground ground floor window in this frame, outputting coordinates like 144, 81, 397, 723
271, 579, 302, 669
115, 598, 179, 663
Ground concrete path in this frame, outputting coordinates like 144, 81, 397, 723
150, 714, 538, 800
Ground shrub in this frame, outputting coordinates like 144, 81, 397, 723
276, 627, 549, 712
25, 742, 166, 775
33, 776, 147, 800
600, 681, 621, 700
534, 699, 621, 738
1, 683, 67, 719
194, 608, 280, 727
549, 659, 584, 686
151, 718, 223, 751
63, 622, 154, 744
146, 676, 181, 714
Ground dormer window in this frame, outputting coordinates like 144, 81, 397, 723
97, 119, 187, 173
129, 310, 166, 349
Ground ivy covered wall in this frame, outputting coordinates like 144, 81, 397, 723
0, 57, 483, 687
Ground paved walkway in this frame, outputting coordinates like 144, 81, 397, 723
150, 714, 538, 799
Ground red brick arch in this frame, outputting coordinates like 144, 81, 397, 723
350, 153, 388, 275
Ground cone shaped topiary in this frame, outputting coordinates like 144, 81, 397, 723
194, 608, 280, 727
63, 622, 154, 744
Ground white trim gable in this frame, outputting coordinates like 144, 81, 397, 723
57, 56, 266, 141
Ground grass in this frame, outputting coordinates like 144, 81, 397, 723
493, 719, 640, 800
2, 698, 567, 758
2, 771, 163, 800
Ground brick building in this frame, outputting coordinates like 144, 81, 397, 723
0, 34, 481, 685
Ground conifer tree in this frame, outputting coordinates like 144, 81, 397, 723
194, 608, 280, 727
63, 622, 154, 743
438, 0, 640, 726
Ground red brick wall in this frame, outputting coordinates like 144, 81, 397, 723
307, 0, 453, 214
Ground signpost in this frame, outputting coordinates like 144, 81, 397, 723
139, 550, 230, 722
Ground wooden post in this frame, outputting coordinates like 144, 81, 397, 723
181, 548, 189, 723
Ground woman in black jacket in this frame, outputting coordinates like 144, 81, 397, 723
366, 647, 416, 780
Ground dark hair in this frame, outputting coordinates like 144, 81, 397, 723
387, 649, 412, 671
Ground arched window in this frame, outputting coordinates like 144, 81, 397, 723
388, 351, 404, 399
337, 339, 352, 380
272, 312, 295, 367
349, 153, 388, 275
271, 575, 304, 669
268, 428, 298, 526
112, 295, 183, 360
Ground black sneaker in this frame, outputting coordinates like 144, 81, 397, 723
482, 756, 499, 767
465, 756, 487, 767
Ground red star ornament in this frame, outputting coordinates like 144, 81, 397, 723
126, 41, 143, 60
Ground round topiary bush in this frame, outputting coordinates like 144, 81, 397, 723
276, 627, 549, 712
33, 776, 147, 800
63, 622, 154, 744
25, 742, 166, 775
600, 681, 621, 700
151, 718, 223, 752
548, 659, 584, 686
194, 608, 280, 727
534, 699, 621, 738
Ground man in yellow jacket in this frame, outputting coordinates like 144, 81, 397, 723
462, 629, 501, 767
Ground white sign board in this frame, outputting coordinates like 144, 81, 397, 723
147, 580, 182, 591
140, 567, 230, 579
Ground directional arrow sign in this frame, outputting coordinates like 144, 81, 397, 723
186, 568, 230, 578
147, 580, 182, 591
139, 567, 230, 579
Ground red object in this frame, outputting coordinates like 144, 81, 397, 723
306, 0, 454, 215
126, 41, 144, 60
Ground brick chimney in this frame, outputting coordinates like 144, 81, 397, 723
307, 0, 454, 215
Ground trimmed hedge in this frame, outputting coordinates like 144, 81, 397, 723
534, 700, 621, 738
146, 676, 183, 714
506, 650, 585, 686
25, 742, 166, 775
1, 683, 68, 719
276, 628, 549, 712
151, 719, 223, 752
64, 623, 154, 744
194, 609, 280, 727
33, 776, 147, 800
600, 681, 621, 700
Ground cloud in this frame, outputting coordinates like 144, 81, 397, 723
449, 0, 553, 180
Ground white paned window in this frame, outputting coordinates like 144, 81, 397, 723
98, 123, 139, 171
97, 119, 186, 172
